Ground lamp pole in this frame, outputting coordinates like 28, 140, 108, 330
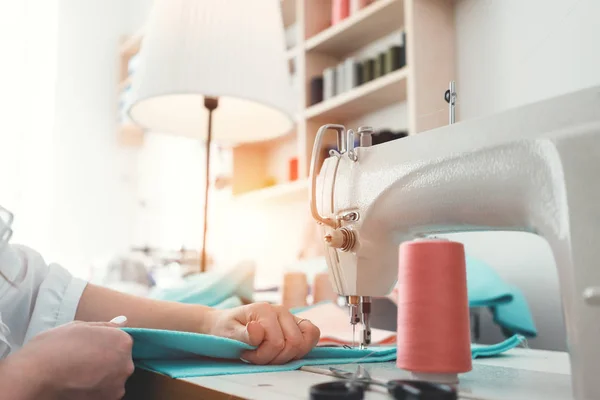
201, 96, 219, 272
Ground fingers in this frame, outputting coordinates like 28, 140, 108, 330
240, 304, 285, 365
268, 308, 304, 364
239, 304, 321, 365
295, 318, 321, 356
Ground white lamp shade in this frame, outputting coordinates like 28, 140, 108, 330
128, 0, 295, 144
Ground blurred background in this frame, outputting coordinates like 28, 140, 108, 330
0, 0, 598, 352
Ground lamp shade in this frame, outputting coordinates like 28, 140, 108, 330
128, 0, 295, 144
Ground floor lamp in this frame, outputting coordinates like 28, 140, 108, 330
128, 0, 295, 273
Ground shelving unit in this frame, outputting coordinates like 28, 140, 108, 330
117, 0, 455, 204
117, 32, 144, 147
304, 0, 404, 57
304, 67, 408, 121
231, 0, 454, 203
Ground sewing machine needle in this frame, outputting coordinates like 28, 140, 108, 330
352, 324, 356, 348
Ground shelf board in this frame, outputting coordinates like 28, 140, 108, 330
234, 179, 308, 205
305, 0, 404, 57
304, 67, 408, 121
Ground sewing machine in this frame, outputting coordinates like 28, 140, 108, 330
309, 85, 600, 400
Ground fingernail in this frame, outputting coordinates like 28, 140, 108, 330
240, 358, 250, 364
110, 315, 127, 325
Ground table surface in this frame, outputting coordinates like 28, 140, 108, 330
125, 347, 574, 400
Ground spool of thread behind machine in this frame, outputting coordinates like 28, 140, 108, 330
396, 238, 472, 384
282, 271, 309, 309
312, 272, 339, 304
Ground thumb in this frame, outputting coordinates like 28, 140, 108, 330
233, 320, 264, 347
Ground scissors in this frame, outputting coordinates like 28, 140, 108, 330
309, 365, 457, 399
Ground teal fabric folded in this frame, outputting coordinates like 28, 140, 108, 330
148, 262, 255, 306
466, 256, 537, 337
122, 328, 526, 379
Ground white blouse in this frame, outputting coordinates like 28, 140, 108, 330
0, 243, 87, 358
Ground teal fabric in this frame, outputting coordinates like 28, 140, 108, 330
148, 262, 254, 306
122, 328, 526, 379
466, 256, 537, 337
213, 296, 243, 309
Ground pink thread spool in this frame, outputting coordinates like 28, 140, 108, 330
396, 239, 472, 384
332, 0, 350, 25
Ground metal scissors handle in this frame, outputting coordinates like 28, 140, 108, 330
310, 366, 457, 399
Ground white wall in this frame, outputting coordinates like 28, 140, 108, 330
123, 0, 154, 34
0, 0, 58, 257
447, 0, 600, 352
455, 0, 600, 121
50, 0, 141, 279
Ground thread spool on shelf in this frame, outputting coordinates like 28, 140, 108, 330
332, 0, 350, 25
396, 239, 472, 384
282, 272, 309, 309
313, 272, 339, 304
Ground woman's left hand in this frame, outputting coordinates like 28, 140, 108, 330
204, 303, 320, 365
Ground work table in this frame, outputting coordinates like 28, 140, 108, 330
125, 347, 573, 399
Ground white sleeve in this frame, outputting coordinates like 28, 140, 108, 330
0, 244, 88, 347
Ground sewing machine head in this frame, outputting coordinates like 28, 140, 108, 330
309, 86, 600, 399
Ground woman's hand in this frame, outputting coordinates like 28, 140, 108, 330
205, 303, 320, 365
2, 318, 134, 400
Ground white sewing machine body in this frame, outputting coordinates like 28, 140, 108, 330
310, 86, 600, 399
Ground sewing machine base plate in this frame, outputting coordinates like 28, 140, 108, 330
125, 348, 572, 399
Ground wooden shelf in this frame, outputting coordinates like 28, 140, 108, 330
305, 0, 404, 57
304, 67, 408, 121
234, 179, 308, 205
118, 31, 145, 148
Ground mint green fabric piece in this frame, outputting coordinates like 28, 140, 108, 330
148, 262, 254, 306
122, 328, 526, 379
466, 256, 537, 337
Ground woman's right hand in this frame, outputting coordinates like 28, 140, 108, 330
3, 318, 134, 400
